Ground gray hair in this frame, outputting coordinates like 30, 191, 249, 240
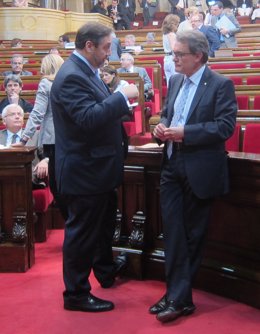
11, 54, 25, 63
1, 103, 24, 119
121, 52, 134, 62
176, 30, 209, 63
3, 74, 23, 88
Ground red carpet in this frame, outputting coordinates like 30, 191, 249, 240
0, 230, 259, 334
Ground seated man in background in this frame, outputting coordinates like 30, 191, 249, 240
0, 104, 48, 187
118, 52, 154, 99
10, 38, 23, 48
0, 74, 33, 114
2, 54, 33, 76
122, 34, 143, 54
58, 34, 70, 48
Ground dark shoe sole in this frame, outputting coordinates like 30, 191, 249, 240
64, 302, 114, 312
157, 304, 196, 323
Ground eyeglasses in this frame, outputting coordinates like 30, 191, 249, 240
174, 52, 193, 58
12, 62, 23, 65
5, 112, 23, 118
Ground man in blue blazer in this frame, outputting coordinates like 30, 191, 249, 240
191, 14, 220, 57
150, 30, 237, 323
51, 23, 139, 313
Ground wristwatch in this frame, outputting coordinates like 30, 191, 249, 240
20, 137, 28, 145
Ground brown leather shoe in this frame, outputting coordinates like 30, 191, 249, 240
149, 295, 167, 314
156, 301, 196, 323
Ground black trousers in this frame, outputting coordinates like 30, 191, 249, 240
62, 190, 117, 300
160, 152, 213, 305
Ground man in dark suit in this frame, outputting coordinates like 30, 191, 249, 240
90, 0, 108, 16
138, 0, 158, 26
50, 23, 139, 312
120, 0, 136, 21
168, 0, 185, 22
150, 30, 237, 323
107, 0, 130, 30
191, 14, 220, 57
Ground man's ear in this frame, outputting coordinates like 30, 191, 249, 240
2, 118, 7, 126
85, 40, 95, 53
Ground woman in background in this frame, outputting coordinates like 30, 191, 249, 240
101, 65, 129, 93
162, 14, 180, 86
16, 54, 67, 219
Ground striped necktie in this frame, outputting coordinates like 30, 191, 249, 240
167, 78, 192, 158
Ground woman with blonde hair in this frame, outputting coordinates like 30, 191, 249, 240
16, 54, 67, 218
162, 14, 180, 86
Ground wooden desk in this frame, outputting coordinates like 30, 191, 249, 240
0, 147, 35, 272
114, 148, 260, 308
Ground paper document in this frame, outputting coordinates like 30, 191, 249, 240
215, 15, 236, 32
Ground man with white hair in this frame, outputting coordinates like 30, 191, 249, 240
118, 52, 152, 93
0, 104, 48, 185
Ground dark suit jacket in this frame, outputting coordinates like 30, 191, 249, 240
90, 4, 107, 16
199, 25, 220, 57
160, 66, 237, 199
120, 0, 136, 20
51, 53, 131, 195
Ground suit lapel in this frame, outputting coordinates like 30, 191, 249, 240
186, 67, 211, 123
70, 54, 111, 96
166, 75, 184, 126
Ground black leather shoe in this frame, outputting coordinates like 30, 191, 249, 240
156, 301, 196, 323
149, 295, 167, 314
114, 252, 128, 276
100, 278, 115, 289
64, 293, 114, 312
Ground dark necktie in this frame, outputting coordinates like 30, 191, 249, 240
11, 133, 18, 144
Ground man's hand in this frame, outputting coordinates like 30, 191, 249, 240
153, 123, 167, 141
8, 92, 19, 104
121, 84, 139, 100
163, 126, 184, 142
33, 159, 48, 179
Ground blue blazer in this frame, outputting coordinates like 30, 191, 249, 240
51, 53, 131, 195
160, 66, 237, 199
199, 25, 221, 57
